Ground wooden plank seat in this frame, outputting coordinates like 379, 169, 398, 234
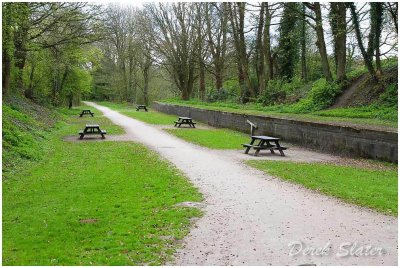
242, 144, 274, 149
174, 121, 197, 125
79, 130, 106, 135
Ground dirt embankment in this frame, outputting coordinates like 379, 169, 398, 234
331, 67, 398, 108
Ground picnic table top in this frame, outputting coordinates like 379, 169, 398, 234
137, 104, 147, 107
85, 124, 100, 128
251, 135, 280, 141
178, 116, 192, 120
82, 109, 92, 112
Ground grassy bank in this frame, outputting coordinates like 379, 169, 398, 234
3, 102, 202, 265
247, 160, 398, 215
161, 99, 397, 130
97, 101, 177, 125
97, 101, 250, 149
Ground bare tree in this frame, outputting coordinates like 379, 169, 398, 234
145, 3, 199, 100
228, 2, 255, 101
205, 3, 228, 92
304, 2, 333, 81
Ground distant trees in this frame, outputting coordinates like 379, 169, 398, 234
205, 3, 228, 93
3, 2, 398, 106
2, 2, 101, 106
229, 2, 255, 100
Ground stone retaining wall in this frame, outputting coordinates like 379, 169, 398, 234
153, 102, 398, 162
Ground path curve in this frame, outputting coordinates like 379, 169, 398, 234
331, 73, 369, 108
85, 102, 397, 266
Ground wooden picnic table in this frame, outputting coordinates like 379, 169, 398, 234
242, 135, 287, 156
79, 124, 106, 139
136, 105, 148, 112
80, 109, 94, 117
174, 117, 196, 128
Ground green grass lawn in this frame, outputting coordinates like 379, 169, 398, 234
161, 99, 397, 130
98, 101, 177, 125
165, 128, 249, 149
3, 107, 202, 265
247, 160, 398, 215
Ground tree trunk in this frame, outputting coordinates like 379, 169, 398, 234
143, 64, 150, 106
199, 60, 205, 100
330, 3, 347, 81
256, 3, 265, 94
300, 4, 307, 81
314, 3, 332, 81
386, 3, 398, 32
14, 49, 27, 92
238, 3, 255, 98
25, 64, 35, 99
349, 3, 377, 80
2, 50, 11, 95
215, 61, 223, 90
264, 5, 273, 81
68, 95, 73, 109
229, 3, 255, 100
2, 4, 12, 96
372, 2, 383, 77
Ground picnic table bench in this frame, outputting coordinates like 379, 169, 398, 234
79, 124, 106, 139
136, 105, 148, 112
174, 117, 196, 128
242, 135, 287, 156
79, 109, 94, 117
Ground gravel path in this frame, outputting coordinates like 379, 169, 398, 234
85, 102, 397, 266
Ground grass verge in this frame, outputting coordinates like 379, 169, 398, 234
98, 101, 178, 125
246, 160, 398, 215
3, 103, 202, 265
165, 128, 249, 149
161, 99, 397, 130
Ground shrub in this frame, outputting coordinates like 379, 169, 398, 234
379, 83, 398, 107
257, 77, 304, 105
222, 78, 241, 96
257, 79, 286, 105
207, 88, 232, 102
290, 78, 341, 113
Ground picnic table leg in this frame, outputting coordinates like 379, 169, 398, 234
266, 141, 275, 154
190, 121, 195, 128
275, 141, 285, 156
79, 133, 84, 139
254, 140, 265, 156
245, 138, 256, 154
